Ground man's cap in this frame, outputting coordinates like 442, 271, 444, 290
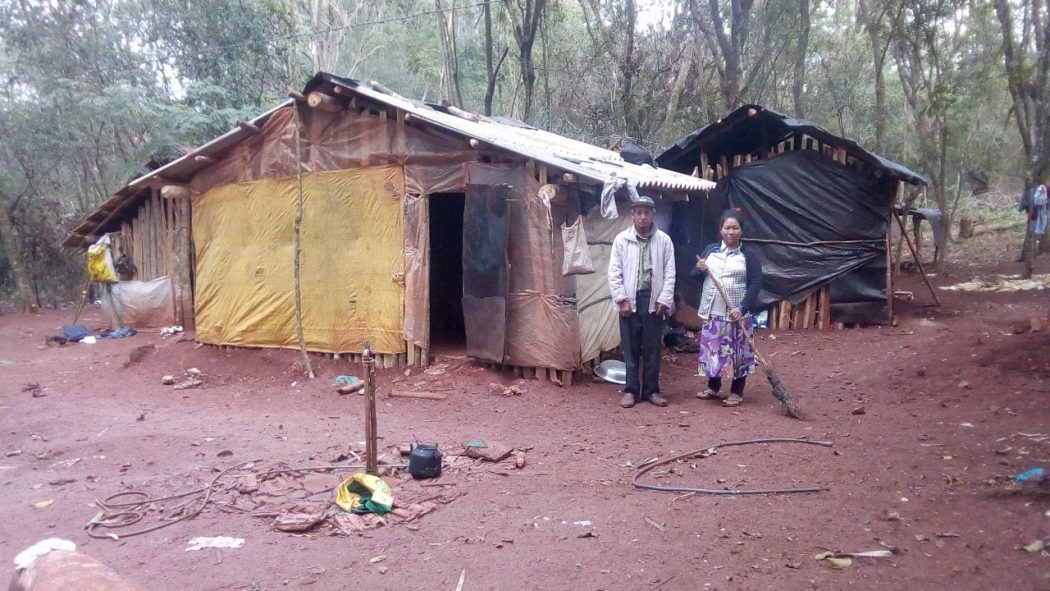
630, 195, 656, 209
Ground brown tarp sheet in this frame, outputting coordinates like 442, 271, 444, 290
466, 163, 580, 370
192, 165, 405, 353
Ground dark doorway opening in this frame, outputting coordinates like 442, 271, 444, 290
428, 193, 466, 351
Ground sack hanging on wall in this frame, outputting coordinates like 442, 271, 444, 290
561, 215, 595, 276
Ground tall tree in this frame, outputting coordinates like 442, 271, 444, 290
688, 0, 755, 110
994, 0, 1050, 275
503, 0, 546, 121
792, 0, 811, 117
890, 1, 969, 260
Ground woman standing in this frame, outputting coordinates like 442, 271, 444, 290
692, 209, 763, 407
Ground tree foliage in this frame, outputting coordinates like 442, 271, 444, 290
0, 0, 1041, 305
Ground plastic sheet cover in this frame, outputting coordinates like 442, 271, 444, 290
192, 165, 405, 353
103, 276, 175, 328
681, 150, 887, 314
577, 200, 673, 363
466, 163, 580, 370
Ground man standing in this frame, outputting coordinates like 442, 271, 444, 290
608, 196, 676, 408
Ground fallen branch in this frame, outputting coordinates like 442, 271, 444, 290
389, 390, 448, 401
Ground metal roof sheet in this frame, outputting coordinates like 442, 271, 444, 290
65, 74, 714, 248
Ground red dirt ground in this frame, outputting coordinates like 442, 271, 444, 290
1, 231, 1049, 591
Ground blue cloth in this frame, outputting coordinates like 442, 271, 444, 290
62, 324, 90, 342
98, 326, 136, 339
1031, 185, 1048, 235
333, 375, 361, 386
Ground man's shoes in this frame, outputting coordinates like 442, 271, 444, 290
648, 394, 669, 407
619, 392, 636, 408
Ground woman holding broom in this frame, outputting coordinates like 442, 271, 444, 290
692, 208, 764, 407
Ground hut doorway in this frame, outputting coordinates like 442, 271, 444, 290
428, 193, 466, 352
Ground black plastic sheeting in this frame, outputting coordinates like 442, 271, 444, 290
657, 104, 928, 186
672, 151, 890, 323
462, 184, 510, 363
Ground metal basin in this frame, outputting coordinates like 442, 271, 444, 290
593, 360, 627, 385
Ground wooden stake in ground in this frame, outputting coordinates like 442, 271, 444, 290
705, 273, 805, 419
893, 212, 942, 307
362, 341, 378, 474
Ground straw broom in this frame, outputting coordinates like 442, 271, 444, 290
705, 273, 805, 419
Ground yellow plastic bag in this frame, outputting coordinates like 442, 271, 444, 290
87, 238, 117, 283
335, 473, 393, 515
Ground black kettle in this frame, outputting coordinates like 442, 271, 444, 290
408, 444, 442, 479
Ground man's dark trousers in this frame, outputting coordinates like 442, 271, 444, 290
619, 291, 664, 402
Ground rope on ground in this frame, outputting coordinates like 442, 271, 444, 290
85, 461, 374, 540
632, 438, 833, 495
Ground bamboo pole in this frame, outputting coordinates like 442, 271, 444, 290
893, 212, 942, 307
885, 202, 894, 324
362, 343, 378, 474
292, 106, 316, 379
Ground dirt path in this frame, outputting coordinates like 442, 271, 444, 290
1, 235, 1048, 590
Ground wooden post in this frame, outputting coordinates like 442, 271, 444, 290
307, 91, 344, 113
894, 212, 942, 306
362, 344, 378, 475
802, 293, 815, 329
177, 195, 194, 329
778, 300, 792, 330
292, 106, 316, 379
885, 204, 894, 325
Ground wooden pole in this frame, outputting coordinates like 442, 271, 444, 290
885, 202, 894, 324
292, 106, 316, 379
893, 212, 942, 307
362, 342, 378, 474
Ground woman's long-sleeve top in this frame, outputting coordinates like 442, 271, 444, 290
690, 242, 763, 319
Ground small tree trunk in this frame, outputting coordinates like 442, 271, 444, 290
0, 203, 36, 312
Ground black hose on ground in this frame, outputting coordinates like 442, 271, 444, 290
632, 437, 833, 495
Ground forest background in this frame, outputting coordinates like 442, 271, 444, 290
0, 0, 1047, 309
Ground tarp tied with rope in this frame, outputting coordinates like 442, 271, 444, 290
678, 150, 890, 313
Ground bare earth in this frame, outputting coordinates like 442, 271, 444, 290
1, 232, 1049, 591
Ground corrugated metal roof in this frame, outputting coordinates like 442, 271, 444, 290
65, 74, 714, 248
657, 104, 929, 186
313, 74, 715, 193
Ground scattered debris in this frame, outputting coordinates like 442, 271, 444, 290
815, 549, 892, 568
644, 517, 665, 532
1021, 539, 1045, 553
465, 440, 515, 463
851, 406, 866, 415
31, 499, 54, 509
123, 344, 155, 368
22, 382, 44, 397
389, 390, 447, 401
877, 509, 900, 522
424, 363, 448, 376
333, 376, 363, 395
489, 382, 527, 396
173, 368, 203, 390
940, 273, 1050, 293
160, 325, 184, 337
186, 536, 244, 551
273, 512, 325, 532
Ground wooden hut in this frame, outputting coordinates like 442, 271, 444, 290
65, 72, 714, 382
657, 104, 929, 328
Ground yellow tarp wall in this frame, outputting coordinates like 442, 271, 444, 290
193, 165, 405, 353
